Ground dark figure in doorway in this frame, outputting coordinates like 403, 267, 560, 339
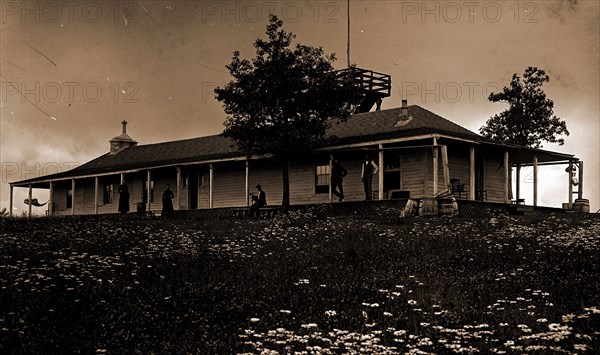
161, 184, 175, 218
331, 159, 348, 202
361, 155, 379, 200
249, 184, 267, 217
118, 182, 130, 213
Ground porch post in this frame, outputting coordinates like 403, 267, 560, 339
9, 185, 13, 216
469, 146, 475, 200
71, 179, 75, 215
176, 167, 181, 210
533, 155, 538, 207
504, 151, 510, 204
432, 138, 438, 196
94, 177, 99, 215
378, 144, 384, 200
516, 164, 521, 201
568, 159, 574, 208
441, 145, 450, 192
146, 170, 152, 212
120, 173, 125, 184
28, 184, 32, 218
48, 182, 54, 216
329, 154, 334, 203
245, 160, 250, 206
578, 160, 584, 200
209, 164, 214, 208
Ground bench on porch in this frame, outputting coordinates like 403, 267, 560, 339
511, 198, 525, 205
231, 206, 280, 218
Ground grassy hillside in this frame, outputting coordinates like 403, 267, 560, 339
1, 211, 599, 353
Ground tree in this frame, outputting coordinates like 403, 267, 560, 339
479, 67, 569, 148
215, 15, 356, 209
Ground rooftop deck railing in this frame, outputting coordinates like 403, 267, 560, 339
336, 67, 392, 97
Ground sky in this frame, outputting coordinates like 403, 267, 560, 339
1, 0, 599, 215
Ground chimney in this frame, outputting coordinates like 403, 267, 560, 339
395, 99, 412, 127
109, 120, 137, 155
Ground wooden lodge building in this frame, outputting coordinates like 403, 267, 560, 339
9, 69, 584, 217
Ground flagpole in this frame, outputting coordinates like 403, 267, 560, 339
347, 0, 350, 67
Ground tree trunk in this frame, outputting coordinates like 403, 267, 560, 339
281, 160, 290, 212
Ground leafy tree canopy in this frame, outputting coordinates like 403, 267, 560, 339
215, 15, 356, 160
479, 67, 569, 148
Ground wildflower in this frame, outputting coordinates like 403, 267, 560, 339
408, 300, 417, 306
279, 310, 291, 314
325, 310, 337, 317
249, 318, 260, 323
536, 318, 548, 323
384, 312, 393, 317
301, 323, 318, 329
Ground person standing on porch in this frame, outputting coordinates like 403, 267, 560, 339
118, 182, 130, 213
331, 159, 348, 202
361, 155, 379, 200
161, 184, 175, 218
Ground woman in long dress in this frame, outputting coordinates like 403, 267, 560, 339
118, 183, 130, 213
161, 184, 175, 218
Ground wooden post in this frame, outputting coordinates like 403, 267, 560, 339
432, 138, 438, 196
504, 151, 510, 204
568, 160, 573, 208
329, 154, 334, 203
71, 179, 75, 215
578, 160, 584, 200
146, 170, 152, 212
120, 173, 124, 185
245, 160, 250, 206
176, 167, 181, 210
533, 155, 538, 207
516, 164, 521, 201
441, 145, 450, 192
378, 144, 384, 200
28, 184, 32, 218
469, 146, 475, 200
209, 164, 214, 208
48, 182, 53, 216
9, 185, 13, 217
94, 177, 99, 215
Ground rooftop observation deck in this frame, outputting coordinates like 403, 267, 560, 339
337, 67, 392, 113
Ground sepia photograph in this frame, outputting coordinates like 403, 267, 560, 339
1, 0, 599, 352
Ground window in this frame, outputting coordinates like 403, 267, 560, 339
103, 184, 114, 205
182, 171, 189, 188
143, 181, 154, 203
315, 164, 330, 194
66, 189, 72, 208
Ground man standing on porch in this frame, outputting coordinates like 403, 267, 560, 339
331, 160, 348, 202
361, 155, 379, 200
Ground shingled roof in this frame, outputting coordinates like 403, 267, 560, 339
11, 105, 546, 185
329, 105, 479, 143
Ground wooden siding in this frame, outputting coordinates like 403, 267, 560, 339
484, 150, 507, 203
213, 162, 247, 208
447, 146, 471, 196
401, 150, 427, 198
